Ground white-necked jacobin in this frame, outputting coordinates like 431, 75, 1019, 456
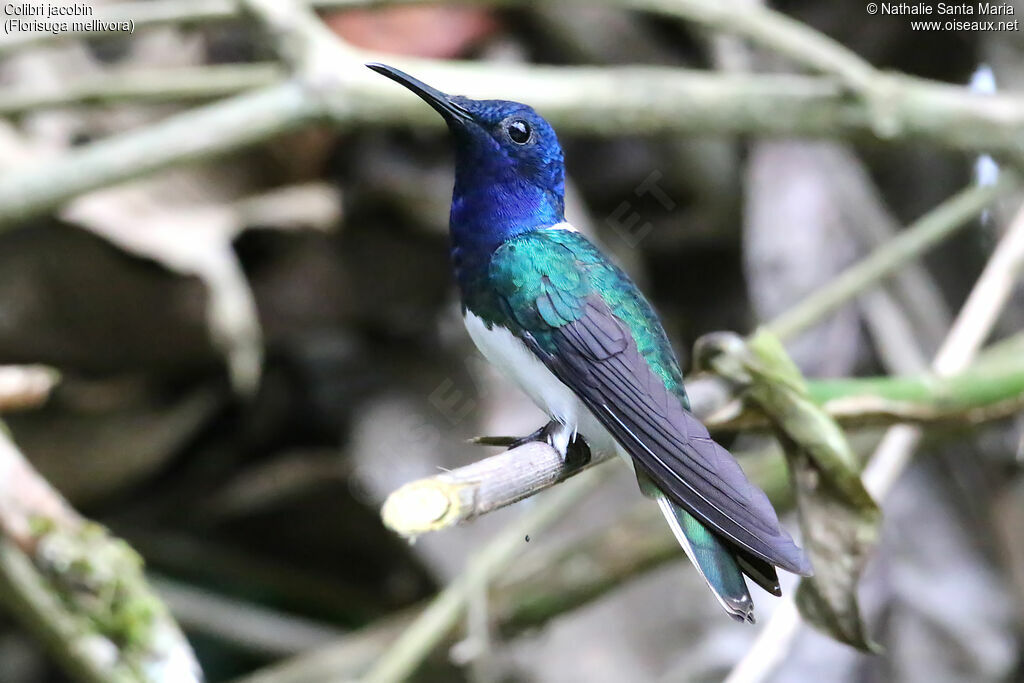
368, 63, 812, 622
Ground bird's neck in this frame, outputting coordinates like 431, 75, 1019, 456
449, 168, 563, 312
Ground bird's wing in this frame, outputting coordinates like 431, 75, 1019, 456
490, 232, 811, 575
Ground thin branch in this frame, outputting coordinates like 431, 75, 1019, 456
363, 469, 609, 683
6, 41, 1024, 226
236, 451, 791, 683
725, 200, 1024, 683
0, 0, 881, 97
0, 64, 283, 117
766, 173, 1018, 341
152, 575, 345, 657
864, 199, 1024, 495
237, 470, 722, 683
821, 147, 952, 350
624, 0, 876, 90
0, 81, 319, 229
239, 0, 359, 69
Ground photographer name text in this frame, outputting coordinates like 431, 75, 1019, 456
878, 2, 1013, 15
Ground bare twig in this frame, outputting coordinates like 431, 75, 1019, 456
235, 453, 791, 683
0, 366, 60, 413
0, 64, 284, 117
725, 201, 1024, 683
364, 469, 609, 683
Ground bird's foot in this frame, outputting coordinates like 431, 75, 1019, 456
472, 421, 591, 469
506, 423, 553, 449
531, 421, 592, 471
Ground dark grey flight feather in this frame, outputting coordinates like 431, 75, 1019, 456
521, 296, 812, 577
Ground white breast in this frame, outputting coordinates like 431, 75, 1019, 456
463, 310, 618, 458
463, 311, 578, 425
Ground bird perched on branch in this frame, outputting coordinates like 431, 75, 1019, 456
368, 63, 812, 622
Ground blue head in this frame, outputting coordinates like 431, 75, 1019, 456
368, 64, 566, 285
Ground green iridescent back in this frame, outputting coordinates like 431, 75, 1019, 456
482, 229, 688, 405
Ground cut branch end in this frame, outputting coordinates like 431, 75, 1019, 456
381, 479, 465, 537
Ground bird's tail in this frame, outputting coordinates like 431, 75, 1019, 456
653, 492, 756, 623
632, 468, 777, 622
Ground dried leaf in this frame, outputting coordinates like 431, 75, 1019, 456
64, 180, 340, 395
698, 329, 881, 651
323, 7, 497, 58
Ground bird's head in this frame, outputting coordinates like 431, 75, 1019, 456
368, 63, 566, 244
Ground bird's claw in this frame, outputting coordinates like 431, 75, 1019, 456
473, 421, 592, 469
514, 420, 592, 470
506, 423, 555, 449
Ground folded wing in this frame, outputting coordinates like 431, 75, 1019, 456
521, 295, 811, 576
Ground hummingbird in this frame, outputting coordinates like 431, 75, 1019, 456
368, 63, 812, 622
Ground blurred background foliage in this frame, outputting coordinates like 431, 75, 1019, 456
1, 0, 1024, 682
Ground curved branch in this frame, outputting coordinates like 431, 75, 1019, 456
0, 430, 201, 682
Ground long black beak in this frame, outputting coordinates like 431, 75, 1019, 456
366, 63, 473, 125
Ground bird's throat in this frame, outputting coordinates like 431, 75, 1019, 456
449, 172, 563, 305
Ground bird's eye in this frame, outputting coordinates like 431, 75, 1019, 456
507, 119, 531, 144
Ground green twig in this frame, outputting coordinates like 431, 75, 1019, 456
0, 538, 120, 683
765, 173, 1019, 341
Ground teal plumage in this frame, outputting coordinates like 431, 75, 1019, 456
489, 230, 686, 402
